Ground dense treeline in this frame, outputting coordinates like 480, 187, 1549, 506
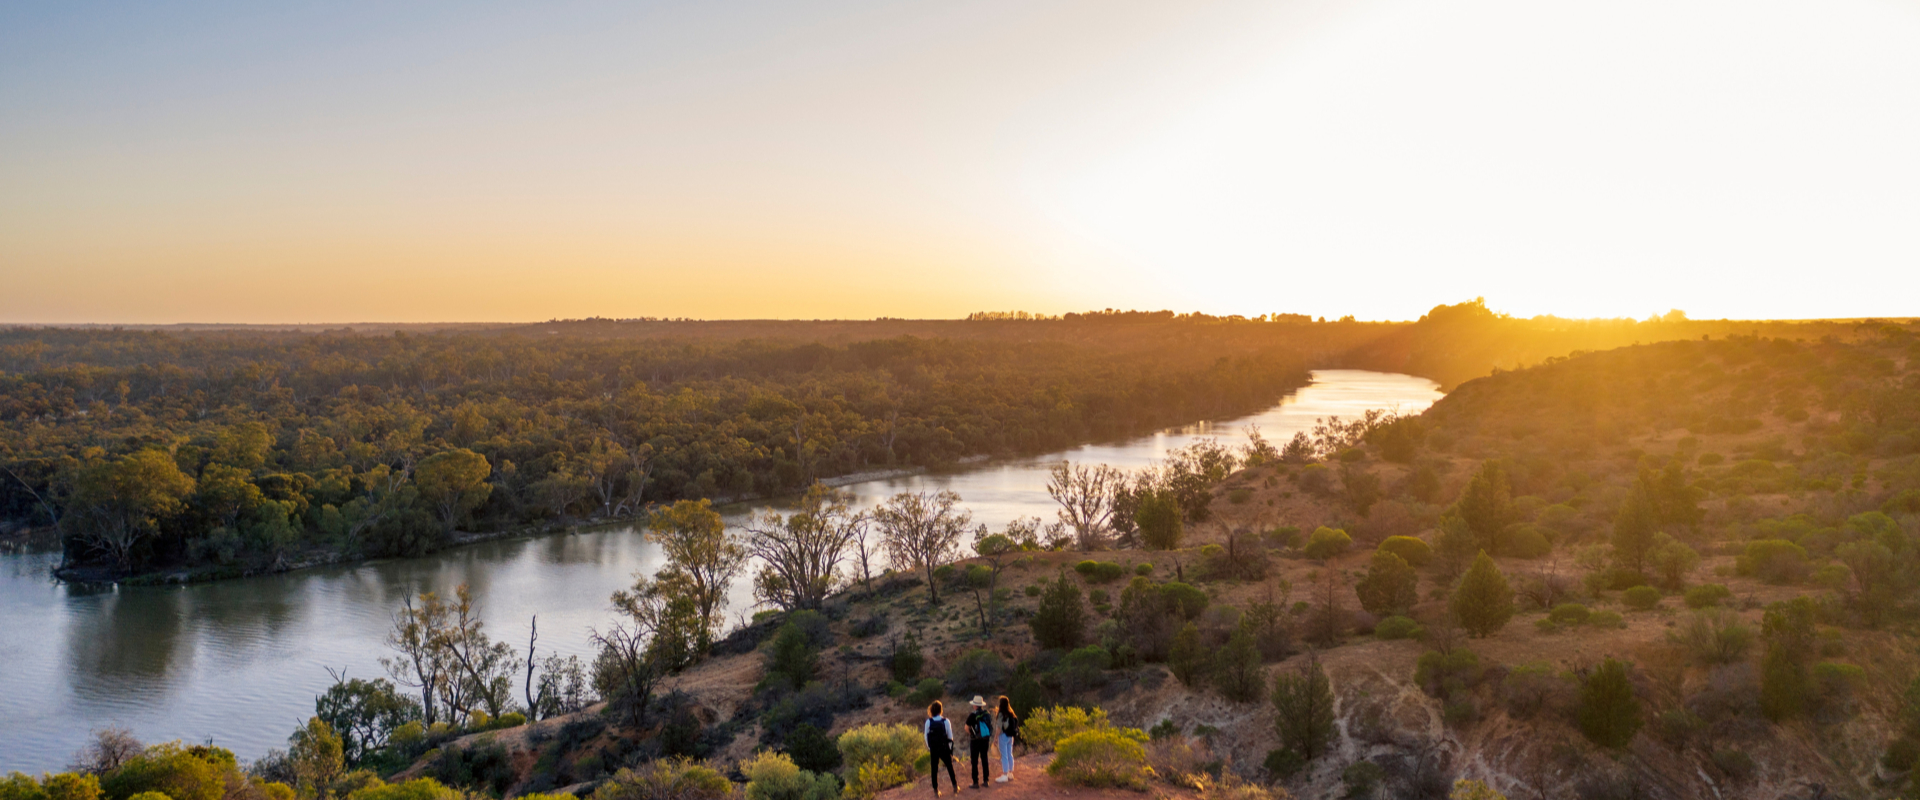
1343, 297, 1890, 390
0, 323, 1334, 578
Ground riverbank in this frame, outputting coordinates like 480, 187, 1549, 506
46, 463, 948, 587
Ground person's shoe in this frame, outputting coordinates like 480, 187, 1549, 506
995, 776, 1008, 783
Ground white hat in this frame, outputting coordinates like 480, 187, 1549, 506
970, 695, 987, 706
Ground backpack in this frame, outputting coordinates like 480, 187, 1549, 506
1001, 712, 1021, 738
926, 717, 952, 752
970, 712, 992, 739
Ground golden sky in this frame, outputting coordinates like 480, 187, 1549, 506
3, 0, 1919, 323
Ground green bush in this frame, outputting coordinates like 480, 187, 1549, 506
835, 724, 920, 797
1024, 706, 1119, 751
906, 678, 944, 706
1378, 536, 1433, 567
103, 743, 232, 800
1622, 586, 1661, 611
1024, 585, 1042, 597
1669, 609, 1754, 665
1883, 738, 1920, 772
1, 772, 104, 800
1073, 561, 1128, 583
1134, 563, 1153, 576
1158, 582, 1209, 619
1046, 729, 1151, 789
1548, 604, 1591, 625
785, 723, 842, 775
1228, 488, 1253, 505
591, 759, 733, 800
1263, 749, 1305, 779
1586, 611, 1625, 630
1498, 525, 1553, 559
1684, 584, 1733, 609
346, 780, 462, 800
1303, 527, 1352, 560
945, 649, 1010, 694
741, 751, 836, 800
1374, 615, 1423, 640
1736, 539, 1809, 584
888, 633, 924, 683
1031, 571, 1089, 650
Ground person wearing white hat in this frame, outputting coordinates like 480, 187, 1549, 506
965, 696, 994, 788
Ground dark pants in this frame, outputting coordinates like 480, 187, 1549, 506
930, 748, 956, 792
969, 739, 992, 785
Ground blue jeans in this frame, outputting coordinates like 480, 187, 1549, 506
997, 734, 1014, 773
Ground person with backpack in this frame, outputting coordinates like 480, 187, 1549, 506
993, 695, 1020, 782
965, 696, 994, 788
924, 700, 959, 796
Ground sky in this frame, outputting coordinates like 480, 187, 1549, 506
3, 0, 1919, 324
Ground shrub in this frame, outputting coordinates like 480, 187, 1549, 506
1586, 611, 1625, 629
1168, 623, 1204, 686
1024, 585, 1041, 597
1883, 737, 1920, 772
1030, 571, 1089, 650
834, 724, 919, 795
1379, 536, 1433, 567
1622, 586, 1661, 611
906, 678, 943, 706
1263, 749, 1305, 779
764, 622, 821, 693
1548, 604, 1591, 626
842, 761, 905, 800
1374, 615, 1423, 640
1498, 525, 1553, 559
1670, 609, 1754, 665
1684, 584, 1733, 609
1144, 735, 1211, 789
1355, 550, 1418, 616
1073, 561, 1128, 584
785, 724, 841, 775
1451, 552, 1514, 637
1046, 729, 1151, 789
1710, 748, 1755, 781
346, 779, 461, 800
591, 759, 734, 800
1414, 650, 1482, 695
1340, 761, 1384, 798
1024, 706, 1117, 751
1303, 527, 1353, 560
1134, 563, 1153, 576
103, 743, 233, 800
888, 634, 924, 683
1054, 646, 1113, 694
1736, 539, 1809, 584
742, 752, 837, 800
945, 649, 1010, 694
1158, 582, 1209, 619
1228, 488, 1253, 505
2, 773, 104, 800
1577, 658, 1641, 750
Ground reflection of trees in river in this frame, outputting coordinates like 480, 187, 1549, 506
66, 588, 191, 700
186, 574, 307, 657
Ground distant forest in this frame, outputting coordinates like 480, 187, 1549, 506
0, 302, 1901, 581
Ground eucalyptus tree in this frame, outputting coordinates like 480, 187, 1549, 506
873, 489, 972, 605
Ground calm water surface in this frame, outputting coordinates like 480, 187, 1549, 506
0, 369, 1439, 772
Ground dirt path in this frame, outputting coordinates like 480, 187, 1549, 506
872, 753, 1205, 800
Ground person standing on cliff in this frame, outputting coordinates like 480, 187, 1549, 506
965, 696, 994, 788
925, 700, 959, 796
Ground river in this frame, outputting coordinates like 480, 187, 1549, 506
0, 369, 1440, 772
